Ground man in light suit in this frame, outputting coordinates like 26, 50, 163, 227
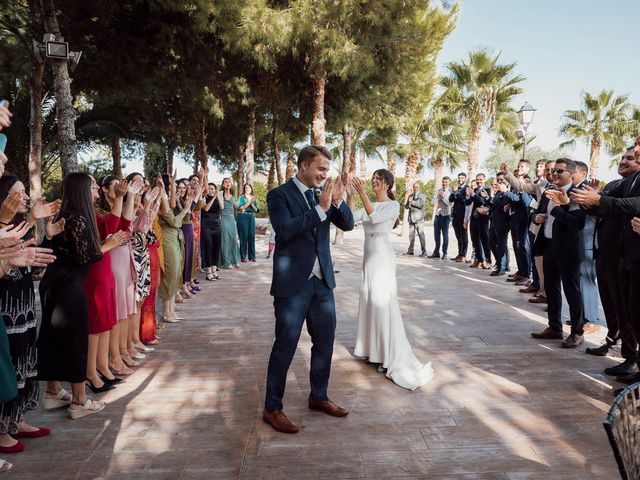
404, 182, 427, 256
429, 176, 452, 259
264, 145, 354, 434
572, 161, 599, 334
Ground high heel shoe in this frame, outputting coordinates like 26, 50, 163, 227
182, 289, 194, 299
135, 343, 155, 353
206, 273, 215, 281
175, 292, 185, 303
85, 378, 115, 394
98, 371, 124, 385
121, 355, 140, 368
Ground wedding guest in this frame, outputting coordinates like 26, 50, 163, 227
466, 173, 492, 269
489, 173, 511, 276
0, 316, 15, 468
237, 184, 259, 263
219, 178, 240, 269
449, 173, 470, 262
38, 173, 121, 419
403, 182, 426, 257
429, 177, 452, 259
188, 174, 203, 276
504, 160, 533, 285
158, 173, 193, 323
201, 183, 222, 280
531, 159, 586, 348
0, 177, 61, 450
572, 161, 599, 334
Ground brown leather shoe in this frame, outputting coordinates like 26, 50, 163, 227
262, 409, 300, 434
452, 255, 461, 261
529, 295, 547, 304
519, 285, 537, 293
583, 323, 601, 334
308, 395, 348, 417
561, 334, 585, 348
469, 261, 480, 268
507, 274, 523, 282
515, 279, 532, 286
531, 327, 563, 340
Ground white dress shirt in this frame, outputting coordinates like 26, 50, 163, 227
543, 182, 572, 239
292, 176, 325, 279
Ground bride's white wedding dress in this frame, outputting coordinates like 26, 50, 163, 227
353, 200, 434, 390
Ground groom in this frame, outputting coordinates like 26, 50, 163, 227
263, 145, 354, 434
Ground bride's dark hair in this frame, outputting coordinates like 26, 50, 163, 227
373, 169, 395, 200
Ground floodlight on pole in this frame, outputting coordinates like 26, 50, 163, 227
32, 33, 82, 69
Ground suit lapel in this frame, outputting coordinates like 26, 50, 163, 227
285, 178, 311, 214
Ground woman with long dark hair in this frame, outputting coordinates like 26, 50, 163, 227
351, 169, 434, 390
0, 176, 63, 451
38, 173, 124, 419
176, 178, 203, 300
200, 183, 222, 280
236, 183, 258, 262
218, 177, 240, 269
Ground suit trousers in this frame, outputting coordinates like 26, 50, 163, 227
616, 264, 640, 363
510, 221, 531, 278
490, 227, 509, 272
543, 240, 584, 335
265, 276, 336, 411
452, 216, 468, 257
470, 217, 491, 263
407, 221, 426, 254
530, 231, 540, 289
237, 213, 256, 261
579, 250, 599, 324
433, 215, 450, 256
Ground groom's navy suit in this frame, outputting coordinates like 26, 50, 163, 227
265, 177, 354, 411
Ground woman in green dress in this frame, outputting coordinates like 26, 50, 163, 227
218, 178, 240, 269
236, 184, 258, 262
157, 175, 193, 323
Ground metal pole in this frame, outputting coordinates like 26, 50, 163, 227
522, 126, 528, 161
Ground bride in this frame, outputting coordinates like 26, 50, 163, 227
350, 169, 434, 390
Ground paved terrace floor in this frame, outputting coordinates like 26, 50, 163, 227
11, 226, 621, 479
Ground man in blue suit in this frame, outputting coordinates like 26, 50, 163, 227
263, 145, 355, 434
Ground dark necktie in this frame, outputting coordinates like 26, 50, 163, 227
305, 189, 317, 208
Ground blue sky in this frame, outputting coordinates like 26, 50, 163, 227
436, 0, 639, 180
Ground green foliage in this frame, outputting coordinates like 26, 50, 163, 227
252, 181, 268, 218
353, 178, 436, 220
144, 142, 166, 179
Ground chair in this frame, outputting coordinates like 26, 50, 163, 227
604, 382, 640, 479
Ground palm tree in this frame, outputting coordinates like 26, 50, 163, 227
559, 89, 633, 175
441, 49, 525, 177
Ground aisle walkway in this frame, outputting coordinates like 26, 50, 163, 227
15, 228, 619, 479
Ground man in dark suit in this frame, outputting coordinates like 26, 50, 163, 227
577, 148, 639, 377
489, 173, 510, 276
503, 160, 533, 285
264, 145, 355, 433
572, 145, 640, 383
466, 173, 492, 269
449, 173, 470, 262
531, 158, 586, 348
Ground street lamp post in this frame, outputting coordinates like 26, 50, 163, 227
517, 102, 536, 161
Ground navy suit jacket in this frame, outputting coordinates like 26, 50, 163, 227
503, 188, 532, 224
490, 192, 510, 231
267, 178, 355, 297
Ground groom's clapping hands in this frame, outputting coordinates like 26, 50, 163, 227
319, 178, 334, 211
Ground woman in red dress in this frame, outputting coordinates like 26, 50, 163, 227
85, 177, 131, 391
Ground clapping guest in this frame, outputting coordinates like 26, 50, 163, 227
237, 184, 259, 263
219, 178, 241, 269
449, 173, 470, 262
38, 173, 116, 419
177, 178, 203, 299
466, 174, 492, 269
404, 182, 427, 257
200, 183, 222, 280
430, 177, 452, 259
504, 160, 533, 286
489, 174, 511, 276
0, 177, 61, 451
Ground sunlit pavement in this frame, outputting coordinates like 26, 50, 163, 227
16, 225, 618, 479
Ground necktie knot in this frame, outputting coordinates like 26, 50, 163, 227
305, 189, 317, 208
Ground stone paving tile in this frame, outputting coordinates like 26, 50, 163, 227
9, 229, 620, 479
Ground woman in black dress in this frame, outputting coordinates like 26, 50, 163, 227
200, 183, 223, 281
38, 173, 121, 419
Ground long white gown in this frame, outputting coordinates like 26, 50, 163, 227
353, 200, 434, 390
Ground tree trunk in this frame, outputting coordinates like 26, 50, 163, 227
433, 155, 444, 190
311, 72, 326, 145
166, 140, 176, 173
386, 144, 396, 174
111, 134, 122, 177
334, 123, 352, 245
41, 0, 78, 175
28, 58, 44, 202
285, 150, 296, 180
237, 145, 245, 190
349, 148, 357, 176
198, 115, 207, 170
467, 120, 483, 178
360, 152, 367, 178
271, 115, 284, 186
267, 158, 276, 190
245, 105, 256, 186
589, 138, 600, 178
401, 149, 420, 235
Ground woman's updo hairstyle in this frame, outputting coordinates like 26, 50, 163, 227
373, 168, 395, 201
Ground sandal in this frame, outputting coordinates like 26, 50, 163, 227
135, 342, 155, 353
43, 388, 72, 410
110, 364, 134, 376
0, 459, 12, 473
213, 272, 220, 279
175, 293, 184, 304
121, 355, 140, 368
206, 273, 215, 281
68, 398, 105, 420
